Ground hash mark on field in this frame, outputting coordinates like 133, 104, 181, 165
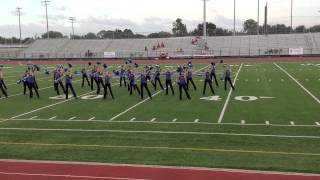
150, 118, 156, 122
68, 117, 76, 120
49, 116, 57, 120
281, 79, 284, 82
195, 119, 199, 123
316, 122, 320, 126
29, 116, 38, 120
172, 118, 177, 122
265, 121, 270, 125
88, 117, 95, 121
241, 120, 246, 124
130, 118, 136, 122
290, 121, 295, 126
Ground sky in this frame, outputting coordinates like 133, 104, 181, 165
0, 0, 319, 38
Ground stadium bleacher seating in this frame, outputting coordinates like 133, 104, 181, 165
14, 33, 320, 59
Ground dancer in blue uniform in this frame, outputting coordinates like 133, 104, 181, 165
222, 64, 235, 91
203, 68, 215, 95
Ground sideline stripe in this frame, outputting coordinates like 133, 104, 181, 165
218, 64, 243, 123
0, 171, 147, 180
2, 118, 320, 127
0, 141, 320, 156
274, 63, 320, 104
0, 127, 320, 139
109, 65, 209, 121
29, 116, 38, 120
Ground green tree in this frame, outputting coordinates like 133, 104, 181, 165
295, 25, 306, 33
147, 31, 172, 38
243, 19, 258, 35
84, 32, 97, 39
172, 18, 188, 37
41, 31, 64, 39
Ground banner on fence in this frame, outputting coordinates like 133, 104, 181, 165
289, 48, 303, 55
104, 52, 116, 58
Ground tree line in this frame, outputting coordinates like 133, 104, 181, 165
1, 18, 320, 43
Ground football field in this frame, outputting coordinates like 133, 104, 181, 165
0, 60, 319, 173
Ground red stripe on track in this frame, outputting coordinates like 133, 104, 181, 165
0, 160, 319, 180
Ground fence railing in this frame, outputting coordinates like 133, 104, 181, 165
1, 47, 320, 60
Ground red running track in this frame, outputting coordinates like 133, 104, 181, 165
0, 160, 319, 180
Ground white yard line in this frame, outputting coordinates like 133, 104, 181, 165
218, 63, 243, 123
29, 116, 38, 120
88, 117, 95, 121
130, 118, 136, 122
109, 65, 210, 121
316, 122, 320, 126
68, 117, 77, 120
290, 121, 295, 126
274, 63, 320, 104
0, 127, 319, 139
241, 120, 246, 124
194, 119, 199, 123
265, 121, 270, 125
8, 91, 95, 120
150, 118, 156, 122
172, 118, 177, 122
49, 116, 57, 120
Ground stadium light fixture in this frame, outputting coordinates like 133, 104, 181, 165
69, 17, 76, 40
16, 7, 22, 44
41, 0, 50, 39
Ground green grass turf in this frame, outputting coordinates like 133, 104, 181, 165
0, 61, 319, 173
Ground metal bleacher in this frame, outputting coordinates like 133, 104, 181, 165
16, 32, 320, 59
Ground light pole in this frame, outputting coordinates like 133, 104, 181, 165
290, 0, 293, 32
234, 0, 236, 36
257, 0, 260, 35
41, 0, 50, 39
69, 17, 76, 39
203, 0, 209, 42
16, 7, 22, 44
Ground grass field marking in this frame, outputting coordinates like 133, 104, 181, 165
109, 65, 210, 121
150, 118, 156, 122
316, 122, 320, 126
290, 121, 295, 126
29, 116, 38, 120
265, 121, 270, 125
49, 116, 57, 120
218, 63, 243, 123
241, 120, 246, 124
8, 91, 95, 120
3, 118, 320, 127
88, 117, 95, 121
130, 118, 136, 122
0, 79, 82, 100
172, 118, 177, 122
274, 63, 320, 104
68, 117, 77, 120
0, 171, 148, 180
1, 141, 320, 157
194, 119, 199, 123
1, 127, 320, 139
